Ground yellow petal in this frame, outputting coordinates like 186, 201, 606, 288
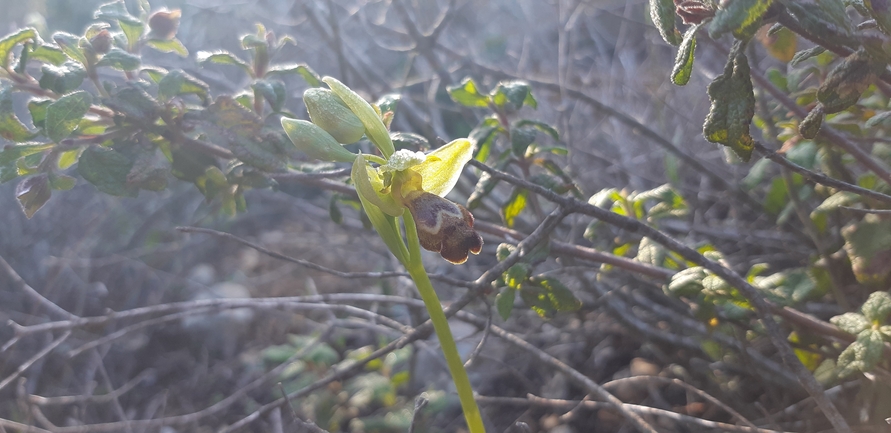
414, 138, 473, 197
351, 153, 404, 217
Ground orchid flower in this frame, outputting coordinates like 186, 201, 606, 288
281, 76, 486, 433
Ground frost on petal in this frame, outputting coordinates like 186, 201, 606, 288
403, 190, 483, 264
384, 149, 427, 171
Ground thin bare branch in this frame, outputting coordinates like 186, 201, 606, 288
476, 395, 789, 433
467, 158, 851, 432
0, 331, 72, 394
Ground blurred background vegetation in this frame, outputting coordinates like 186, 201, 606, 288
1, 0, 889, 432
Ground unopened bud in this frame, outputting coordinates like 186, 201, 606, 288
281, 118, 357, 163
148, 9, 181, 40
90, 29, 113, 54
303, 88, 366, 144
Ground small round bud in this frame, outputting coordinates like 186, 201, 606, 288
89, 29, 113, 54
303, 88, 366, 144
148, 9, 181, 40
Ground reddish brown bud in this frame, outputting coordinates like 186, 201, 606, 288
90, 30, 113, 54
148, 9, 181, 40
403, 190, 483, 264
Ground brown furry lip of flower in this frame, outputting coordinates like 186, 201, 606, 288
402, 190, 483, 264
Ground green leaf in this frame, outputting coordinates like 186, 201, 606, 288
495, 287, 517, 320
504, 263, 531, 289
812, 191, 859, 215
95, 48, 140, 70
119, 20, 144, 52
447, 77, 490, 108
831, 312, 871, 334
197, 50, 251, 75
145, 38, 188, 56
514, 119, 559, 141
861, 291, 891, 323
467, 171, 498, 210
49, 173, 76, 190
469, 123, 503, 162
0, 28, 37, 69
836, 329, 885, 377
328, 195, 343, 224
502, 187, 528, 228
635, 237, 666, 266
764, 176, 788, 214
158, 69, 210, 104
126, 152, 168, 191
864, 0, 891, 35
865, 110, 891, 128
799, 105, 824, 139
45, 90, 91, 143
672, 25, 698, 86
0, 143, 54, 167
57, 149, 79, 169
708, 0, 772, 40
491, 80, 534, 111
761, 28, 797, 63
496, 243, 516, 262
817, 49, 885, 114
0, 143, 54, 184
29, 44, 67, 66
251, 79, 286, 112
816, 0, 852, 31
667, 266, 708, 297
94, 0, 141, 25
267, 63, 322, 87
15, 174, 51, 218
510, 125, 536, 157
649, 0, 682, 45
529, 173, 572, 194
38, 61, 86, 94
842, 217, 891, 285
790, 46, 826, 67
376, 94, 401, 117
51, 32, 88, 66
0, 87, 37, 142
519, 285, 555, 317
531, 276, 582, 312
703, 45, 756, 161
77, 145, 138, 197
103, 85, 161, 120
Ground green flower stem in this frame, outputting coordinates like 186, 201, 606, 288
402, 216, 485, 433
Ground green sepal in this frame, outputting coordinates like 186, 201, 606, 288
351, 154, 409, 265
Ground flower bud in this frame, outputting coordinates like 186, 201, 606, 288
403, 190, 483, 264
303, 88, 366, 144
281, 118, 357, 163
90, 30, 113, 54
148, 9, 181, 40
323, 76, 395, 158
